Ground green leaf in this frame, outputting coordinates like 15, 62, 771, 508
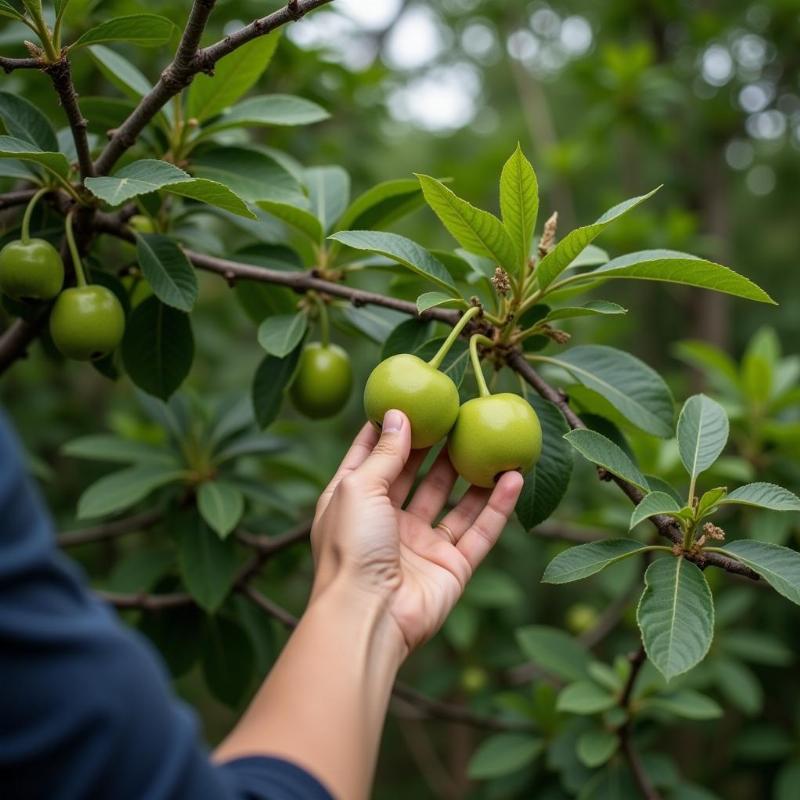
85, 159, 254, 218
329, 230, 457, 294
719, 540, 800, 606
257, 313, 307, 357
672, 340, 741, 396
71, 14, 174, 49
714, 658, 762, 716
336, 178, 424, 232
576, 729, 618, 768
63, 434, 177, 466
413, 337, 469, 387
637, 557, 714, 680
306, 165, 350, 233
465, 568, 523, 608
199, 94, 329, 136
203, 615, 255, 707
0, 92, 58, 152
178, 512, 239, 612
88, 45, 155, 100
499, 143, 538, 269
515, 395, 573, 529
381, 318, 434, 360
121, 297, 194, 400
187, 32, 281, 122
415, 292, 464, 314
539, 301, 627, 323
197, 480, 245, 539
718, 482, 800, 512
252, 345, 303, 428
677, 394, 729, 482
537, 188, 659, 290
696, 486, 727, 519
547, 345, 675, 437
77, 464, 185, 519
467, 734, 544, 780
586, 249, 776, 304
642, 689, 723, 720
543, 539, 654, 584
256, 199, 323, 243
79, 96, 138, 132
0, 2, 23, 20
557, 681, 616, 714
722, 630, 792, 666
515, 625, 591, 682
136, 234, 198, 312
0, 135, 70, 178
776, 761, 800, 800
630, 491, 682, 529
214, 432, 286, 463
563, 429, 649, 492
416, 173, 518, 273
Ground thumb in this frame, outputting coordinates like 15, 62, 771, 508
356, 409, 412, 489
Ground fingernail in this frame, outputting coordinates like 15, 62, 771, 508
383, 409, 403, 433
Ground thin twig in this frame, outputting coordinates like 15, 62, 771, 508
0, 188, 39, 210
58, 509, 163, 547
0, 313, 48, 372
235, 522, 311, 555
0, 56, 40, 73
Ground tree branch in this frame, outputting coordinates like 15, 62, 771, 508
0, 313, 48, 373
93, 0, 334, 175
0, 188, 39, 210
58, 509, 163, 547
0, 56, 40, 73
235, 523, 311, 555
44, 57, 95, 179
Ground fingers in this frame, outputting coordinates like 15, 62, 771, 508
354, 410, 411, 490
436, 484, 491, 538
388, 446, 430, 507
406, 449, 459, 521
457, 471, 524, 572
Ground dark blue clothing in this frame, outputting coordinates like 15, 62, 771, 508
0, 413, 332, 800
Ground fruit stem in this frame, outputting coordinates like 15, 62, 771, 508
428, 305, 480, 370
65, 211, 87, 287
469, 334, 493, 398
20, 186, 50, 245
314, 293, 330, 348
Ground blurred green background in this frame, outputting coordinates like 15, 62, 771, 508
1, 1, 799, 798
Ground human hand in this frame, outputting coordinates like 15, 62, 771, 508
310, 409, 524, 654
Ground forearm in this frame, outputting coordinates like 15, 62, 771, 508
214, 577, 407, 799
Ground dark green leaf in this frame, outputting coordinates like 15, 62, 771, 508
467, 734, 544, 779
515, 625, 591, 682
136, 233, 198, 312
0, 91, 58, 152
543, 539, 655, 584
564, 428, 650, 492
197, 480, 245, 539
71, 14, 174, 50
252, 344, 303, 428
257, 313, 307, 357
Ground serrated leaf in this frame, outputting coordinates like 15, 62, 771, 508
416, 291, 464, 314
0, 135, 70, 178
198, 94, 329, 137
306, 165, 350, 233
136, 234, 198, 312
642, 689, 723, 720
336, 177, 424, 232
329, 230, 457, 294
0, 92, 58, 152
515, 625, 591, 682
630, 491, 682, 529
187, 33, 280, 122
557, 681, 616, 714
197, 480, 245, 539
677, 394, 729, 482
546, 345, 675, 437
539, 301, 627, 323
637, 557, 714, 680
585, 249, 775, 304
537, 188, 659, 289
77, 464, 185, 519
543, 539, 654, 584
564, 429, 649, 492
63, 434, 178, 466
719, 540, 800, 605
252, 345, 303, 428
500, 144, 538, 270
121, 297, 194, 400
516, 395, 573, 528
718, 482, 800, 512
467, 734, 544, 780
71, 14, 174, 49
257, 313, 307, 357
577, 729, 618, 768
417, 173, 518, 273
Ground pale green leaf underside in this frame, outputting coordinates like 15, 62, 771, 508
677, 393, 729, 480
563, 429, 650, 492
637, 557, 714, 680
630, 491, 682, 529
721, 540, 800, 605
542, 538, 653, 584
719, 482, 800, 511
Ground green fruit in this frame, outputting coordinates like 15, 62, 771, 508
566, 604, 599, 635
460, 666, 489, 693
290, 342, 353, 419
0, 239, 64, 301
49, 285, 126, 361
447, 393, 542, 488
364, 353, 459, 449
129, 215, 155, 234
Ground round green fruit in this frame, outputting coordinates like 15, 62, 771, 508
49, 285, 126, 361
129, 215, 155, 234
566, 604, 599, 635
0, 239, 64, 301
290, 342, 353, 419
447, 393, 542, 488
364, 353, 459, 449
460, 666, 489, 694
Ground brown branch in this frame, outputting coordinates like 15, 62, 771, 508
0, 313, 48, 373
93, 0, 333, 175
44, 57, 94, 179
58, 509, 163, 547
98, 589, 194, 610
0, 188, 39, 210
235, 523, 311, 555
0, 55, 40, 73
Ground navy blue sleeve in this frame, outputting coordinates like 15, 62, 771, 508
0, 411, 332, 800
